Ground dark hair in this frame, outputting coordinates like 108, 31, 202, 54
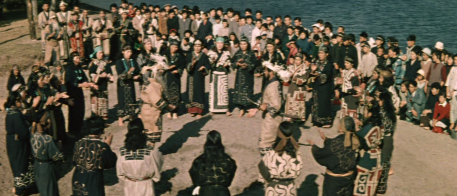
377, 87, 397, 123
294, 17, 301, 22
4, 91, 21, 109
276, 122, 298, 158
409, 80, 418, 87
84, 115, 105, 135
389, 46, 400, 55
343, 116, 356, 132
255, 10, 262, 14
284, 15, 291, 20
122, 45, 133, 51
124, 118, 146, 151
338, 26, 345, 31
363, 100, 382, 126
401, 80, 410, 87
198, 130, 229, 168
110, 3, 118, 8
432, 50, 442, 61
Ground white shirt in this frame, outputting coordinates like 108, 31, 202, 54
212, 22, 223, 37
445, 66, 457, 97
251, 27, 262, 47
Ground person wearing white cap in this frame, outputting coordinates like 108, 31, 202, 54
56, 1, 71, 60
421, 47, 432, 78
435, 41, 444, 51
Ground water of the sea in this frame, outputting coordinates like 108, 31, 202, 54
81, 0, 457, 53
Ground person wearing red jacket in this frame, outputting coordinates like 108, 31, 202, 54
431, 93, 451, 133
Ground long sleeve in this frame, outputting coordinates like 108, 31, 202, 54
433, 102, 440, 120
436, 103, 450, 122
151, 150, 163, 183
48, 139, 64, 161
102, 144, 117, 169
265, 82, 281, 116
441, 66, 448, 83
12, 112, 30, 140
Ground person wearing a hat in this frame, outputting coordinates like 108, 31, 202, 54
186, 40, 210, 119
56, 1, 71, 60
44, 14, 62, 67
406, 34, 418, 60
311, 46, 334, 128
163, 40, 184, 119
404, 47, 422, 81
435, 41, 444, 51
38, 3, 56, 55
231, 37, 257, 117
68, 11, 85, 59
371, 35, 385, 54
359, 41, 378, 83
310, 23, 323, 42
416, 69, 427, 91
335, 57, 360, 117
284, 53, 312, 121
167, 10, 180, 36
89, 46, 113, 120
207, 37, 232, 115
71, 116, 116, 196
163, 4, 171, 12
337, 34, 358, 70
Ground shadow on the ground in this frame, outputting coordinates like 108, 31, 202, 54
235, 181, 264, 196
297, 174, 319, 196
155, 168, 178, 196
159, 115, 211, 155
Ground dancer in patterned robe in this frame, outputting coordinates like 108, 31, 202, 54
116, 46, 141, 126
353, 100, 383, 196
140, 61, 175, 145
375, 88, 397, 194
336, 57, 361, 118
5, 93, 38, 196
311, 46, 334, 128
190, 131, 237, 196
310, 116, 359, 196
117, 119, 163, 196
92, 10, 114, 60
164, 40, 185, 119
208, 37, 232, 115
258, 62, 283, 156
68, 11, 85, 58
31, 112, 64, 196
259, 122, 302, 196
231, 37, 257, 117
186, 40, 210, 118
72, 116, 117, 196
89, 46, 113, 120
285, 53, 312, 122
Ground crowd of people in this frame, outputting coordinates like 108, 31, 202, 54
4, 0, 457, 196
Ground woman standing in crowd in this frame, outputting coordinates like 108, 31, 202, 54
353, 100, 383, 196
311, 46, 334, 128
65, 53, 96, 135
285, 53, 312, 122
310, 116, 359, 196
116, 46, 141, 126
231, 37, 257, 117
259, 121, 302, 196
404, 48, 422, 82
117, 118, 163, 196
336, 57, 360, 118
190, 130, 237, 196
186, 40, 210, 119
7, 65, 26, 92
5, 92, 38, 196
89, 46, 113, 120
208, 37, 232, 115
164, 40, 185, 119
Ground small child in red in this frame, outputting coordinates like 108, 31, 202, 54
430, 93, 450, 134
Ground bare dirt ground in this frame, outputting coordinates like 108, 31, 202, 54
1, 7, 457, 196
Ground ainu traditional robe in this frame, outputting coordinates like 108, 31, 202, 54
207, 50, 232, 113
376, 109, 396, 194
259, 77, 283, 155
90, 59, 112, 119
339, 68, 360, 118
6, 108, 37, 195
354, 123, 383, 196
140, 77, 168, 143
312, 59, 334, 127
114, 18, 134, 56
286, 63, 312, 121
189, 154, 237, 196
31, 132, 64, 196
165, 51, 185, 106
116, 58, 140, 118
186, 51, 210, 114
68, 19, 85, 58
312, 134, 357, 196
231, 49, 257, 109
72, 137, 117, 196
92, 18, 114, 57
259, 150, 303, 196
117, 146, 163, 196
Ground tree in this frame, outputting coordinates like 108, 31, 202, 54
26, 0, 37, 40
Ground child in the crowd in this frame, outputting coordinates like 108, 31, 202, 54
416, 69, 427, 93
430, 93, 450, 134
399, 80, 410, 120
